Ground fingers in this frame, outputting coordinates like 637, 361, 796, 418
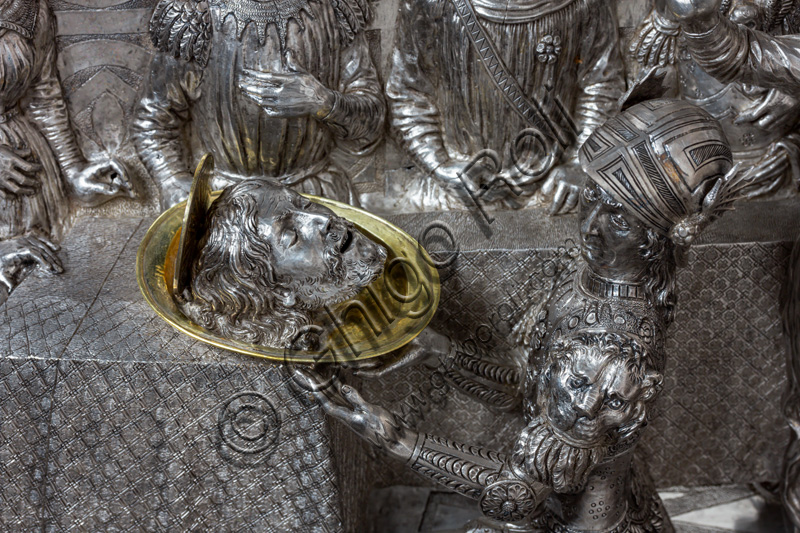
352, 365, 390, 379
562, 186, 580, 212
39, 237, 60, 252
283, 49, 306, 73
0, 147, 42, 175
106, 159, 135, 198
292, 368, 361, 421
755, 113, 779, 130
338, 383, 369, 411
19, 237, 63, 273
354, 348, 421, 378
540, 173, 556, 196
735, 99, 770, 125
240, 68, 283, 82
1, 170, 38, 195
10, 155, 41, 175
548, 180, 569, 215
0, 271, 12, 294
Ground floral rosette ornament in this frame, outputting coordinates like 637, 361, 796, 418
536, 35, 562, 64
479, 479, 539, 522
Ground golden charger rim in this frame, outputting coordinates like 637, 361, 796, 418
136, 193, 441, 363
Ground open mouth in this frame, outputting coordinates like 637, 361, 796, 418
339, 228, 354, 253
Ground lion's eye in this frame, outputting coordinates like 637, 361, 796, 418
609, 214, 629, 231
582, 187, 597, 204
568, 376, 587, 389
606, 396, 626, 410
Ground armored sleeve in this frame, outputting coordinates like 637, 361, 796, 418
684, 17, 800, 97
438, 339, 522, 411
406, 433, 549, 522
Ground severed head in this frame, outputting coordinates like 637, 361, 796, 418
179, 178, 387, 348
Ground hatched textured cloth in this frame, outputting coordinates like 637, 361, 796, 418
0, 0, 38, 40
579, 99, 733, 237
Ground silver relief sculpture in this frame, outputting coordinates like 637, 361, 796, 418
629, 0, 800, 199
0, 0, 132, 305
655, 0, 800, 526
384, 0, 625, 214
296, 100, 747, 531
132, 0, 386, 210
177, 174, 387, 349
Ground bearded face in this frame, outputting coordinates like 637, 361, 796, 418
181, 179, 386, 347
253, 184, 387, 309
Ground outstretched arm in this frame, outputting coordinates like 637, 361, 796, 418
293, 369, 548, 521
354, 328, 522, 411
667, 0, 800, 96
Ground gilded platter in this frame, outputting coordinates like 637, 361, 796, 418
136, 193, 440, 363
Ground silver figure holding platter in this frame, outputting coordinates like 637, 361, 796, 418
297, 100, 749, 532
629, 0, 800, 199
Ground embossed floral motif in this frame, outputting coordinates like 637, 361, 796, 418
479, 479, 538, 522
530, 309, 548, 351
536, 35, 562, 64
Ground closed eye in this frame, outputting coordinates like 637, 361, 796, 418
283, 228, 298, 247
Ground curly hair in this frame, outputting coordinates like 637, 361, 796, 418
640, 227, 677, 325
180, 180, 312, 347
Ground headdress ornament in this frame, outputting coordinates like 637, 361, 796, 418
580, 99, 747, 247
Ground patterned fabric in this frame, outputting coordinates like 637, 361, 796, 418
580, 100, 734, 237
0, 0, 38, 40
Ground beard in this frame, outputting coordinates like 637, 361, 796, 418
292, 222, 387, 310
512, 415, 606, 494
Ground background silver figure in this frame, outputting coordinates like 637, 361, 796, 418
0, 0, 132, 304
133, 0, 385, 209
661, 0, 800, 526
385, 0, 624, 213
299, 101, 745, 532
629, 0, 800, 199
